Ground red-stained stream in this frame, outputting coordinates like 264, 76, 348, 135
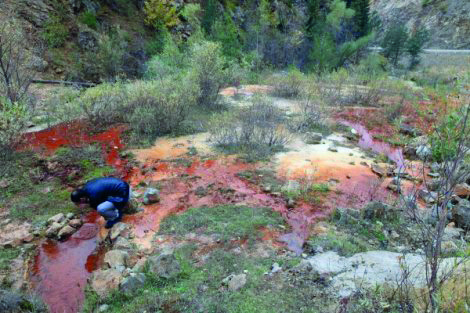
24, 122, 128, 313
24, 116, 408, 313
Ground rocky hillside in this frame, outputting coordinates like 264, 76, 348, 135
372, 0, 470, 49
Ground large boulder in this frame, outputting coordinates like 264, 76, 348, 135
453, 199, 470, 229
147, 253, 181, 279
104, 250, 129, 269
90, 269, 124, 298
120, 273, 146, 294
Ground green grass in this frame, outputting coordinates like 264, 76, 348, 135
159, 205, 285, 241
0, 248, 20, 271
307, 231, 370, 257
82, 244, 329, 313
0, 146, 116, 225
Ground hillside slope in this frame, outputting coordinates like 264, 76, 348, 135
372, 0, 470, 49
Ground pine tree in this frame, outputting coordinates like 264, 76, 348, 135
349, 0, 370, 37
202, 0, 218, 34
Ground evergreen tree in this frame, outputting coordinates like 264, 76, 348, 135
202, 0, 218, 34
381, 23, 409, 66
350, 0, 370, 37
406, 27, 429, 69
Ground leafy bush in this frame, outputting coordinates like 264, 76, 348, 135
128, 77, 198, 137
41, 16, 69, 48
189, 41, 226, 109
144, 0, 180, 28
80, 10, 98, 29
270, 67, 306, 98
0, 99, 29, 157
406, 27, 429, 69
210, 96, 290, 159
381, 23, 409, 66
430, 109, 470, 162
75, 82, 129, 126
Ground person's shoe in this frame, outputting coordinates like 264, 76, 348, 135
104, 212, 122, 229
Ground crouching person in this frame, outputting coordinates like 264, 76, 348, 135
71, 177, 131, 229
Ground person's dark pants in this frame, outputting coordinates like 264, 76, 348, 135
97, 201, 120, 221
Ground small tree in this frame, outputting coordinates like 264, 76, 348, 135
0, 18, 33, 104
406, 27, 429, 69
381, 23, 409, 66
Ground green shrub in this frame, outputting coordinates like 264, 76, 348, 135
189, 41, 226, 108
270, 67, 306, 98
75, 82, 129, 126
0, 99, 29, 157
381, 23, 409, 66
128, 77, 198, 138
80, 10, 98, 29
210, 96, 290, 159
430, 109, 469, 162
41, 16, 69, 48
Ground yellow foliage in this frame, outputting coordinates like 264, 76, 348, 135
144, 0, 180, 28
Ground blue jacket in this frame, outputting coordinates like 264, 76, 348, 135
82, 177, 130, 209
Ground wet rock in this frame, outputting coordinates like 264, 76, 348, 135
143, 188, 160, 205
104, 250, 129, 268
109, 222, 129, 241
304, 132, 323, 145
45, 222, 62, 238
90, 269, 124, 298
48, 213, 65, 225
328, 146, 338, 153
371, 164, 386, 177
69, 219, 83, 228
58, 225, 76, 240
120, 273, 146, 293
222, 274, 247, 291
114, 237, 132, 250
455, 183, 470, 198
147, 253, 181, 279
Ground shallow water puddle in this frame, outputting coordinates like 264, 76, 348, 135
31, 212, 106, 313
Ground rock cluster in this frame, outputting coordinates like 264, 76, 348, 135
45, 213, 83, 240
